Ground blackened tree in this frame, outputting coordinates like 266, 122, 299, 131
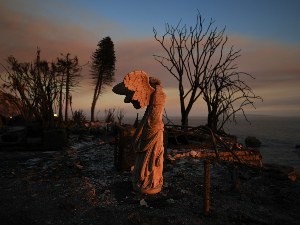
90, 36, 116, 122
56, 53, 82, 122
202, 61, 262, 132
153, 11, 261, 129
0, 49, 59, 128
154, 11, 216, 127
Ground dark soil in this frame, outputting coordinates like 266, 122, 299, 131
1, 132, 300, 225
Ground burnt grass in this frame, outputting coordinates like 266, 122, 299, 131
1, 133, 300, 225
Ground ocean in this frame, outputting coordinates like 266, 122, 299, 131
119, 116, 300, 173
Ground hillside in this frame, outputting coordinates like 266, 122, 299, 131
0, 91, 23, 118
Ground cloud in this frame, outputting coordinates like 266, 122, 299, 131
114, 38, 170, 83
0, 1, 131, 64
0, 2, 299, 118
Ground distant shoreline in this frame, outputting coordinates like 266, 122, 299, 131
83, 115, 300, 122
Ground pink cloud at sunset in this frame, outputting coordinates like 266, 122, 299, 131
1, 0, 299, 119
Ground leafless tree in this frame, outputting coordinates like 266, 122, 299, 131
0, 49, 60, 128
153, 11, 256, 127
104, 107, 115, 123
56, 53, 82, 122
55, 62, 65, 122
202, 62, 262, 132
116, 107, 126, 124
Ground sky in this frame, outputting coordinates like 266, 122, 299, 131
0, 0, 299, 120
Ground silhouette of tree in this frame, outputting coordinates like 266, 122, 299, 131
90, 36, 116, 122
202, 63, 262, 132
0, 49, 60, 128
55, 62, 65, 122
56, 53, 82, 122
117, 107, 126, 124
153, 11, 261, 129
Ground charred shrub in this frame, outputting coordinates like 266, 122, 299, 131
72, 109, 86, 124
105, 108, 115, 123
117, 107, 126, 124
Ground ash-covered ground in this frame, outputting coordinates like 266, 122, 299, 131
1, 130, 300, 225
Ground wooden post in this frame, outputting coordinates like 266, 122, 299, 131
231, 166, 240, 190
203, 160, 210, 215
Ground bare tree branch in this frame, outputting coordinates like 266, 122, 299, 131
153, 11, 238, 127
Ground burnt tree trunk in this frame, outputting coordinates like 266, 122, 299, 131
65, 54, 70, 122
59, 75, 64, 121
91, 78, 102, 122
207, 113, 218, 132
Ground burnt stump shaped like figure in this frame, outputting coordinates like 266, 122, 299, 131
112, 71, 167, 194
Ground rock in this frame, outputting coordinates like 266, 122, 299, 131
245, 136, 261, 148
167, 156, 175, 163
189, 150, 197, 157
295, 145, 300, 149
1, 133, 18, 142
140, 199, 148, 207
265, 164, 298, 181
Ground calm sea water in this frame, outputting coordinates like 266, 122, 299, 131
119, 116, 300, 172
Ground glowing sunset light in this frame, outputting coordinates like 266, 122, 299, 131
0, 0, 299, 119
